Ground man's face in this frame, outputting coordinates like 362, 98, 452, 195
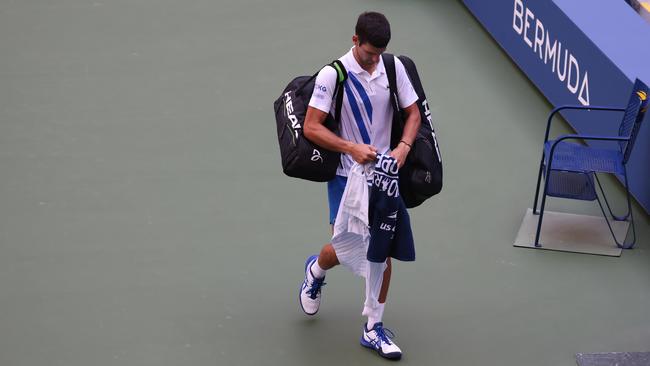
353, 35, 386, 69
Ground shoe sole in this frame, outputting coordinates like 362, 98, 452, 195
298, 255, 319, 316
360, 336, 402, 360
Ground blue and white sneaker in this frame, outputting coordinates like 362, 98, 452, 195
360, 322, 402, 360
299, 255, 326, 315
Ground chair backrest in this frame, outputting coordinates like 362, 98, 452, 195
620, 78, 649, 163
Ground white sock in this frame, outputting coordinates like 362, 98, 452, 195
310, 259, 327, 279
362, 261, 388, 329
367, 303, 385, 330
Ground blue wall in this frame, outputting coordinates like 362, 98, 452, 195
463, 0, 650, 214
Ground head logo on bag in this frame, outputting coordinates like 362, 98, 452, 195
283, 91, 300, 139
422, 99, 442, 163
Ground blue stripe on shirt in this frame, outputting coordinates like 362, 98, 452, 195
344, 81, 371, 145
348, 73, 373, 124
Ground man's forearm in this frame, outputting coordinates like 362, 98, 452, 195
304, 122, 354, 155
304, 106, 379, 165
399, 103, 421, 146
304, 107, 354, 154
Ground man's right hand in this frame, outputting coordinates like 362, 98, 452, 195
349, 144, 378, 164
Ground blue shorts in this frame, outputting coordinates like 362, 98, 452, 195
327, 175, 347, 225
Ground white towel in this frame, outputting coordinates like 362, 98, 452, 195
331, 162, 388, 319
331, 163, 371, 277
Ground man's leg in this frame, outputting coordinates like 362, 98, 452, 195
361, 258, 401, 360
378, 257, 391, 303
299, 176, 345, 315
363, 258, 390, 328
317, 243, 339, 269
299, 243, 339, 315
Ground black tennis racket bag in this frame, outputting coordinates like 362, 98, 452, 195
273, 61, 347, 182
383, 53, 443, 208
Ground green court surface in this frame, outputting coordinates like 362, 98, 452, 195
1, 1, 648, 365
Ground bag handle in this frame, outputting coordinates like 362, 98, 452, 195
330, 60, 347, 124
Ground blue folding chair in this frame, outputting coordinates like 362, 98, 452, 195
532, 79, 649, 249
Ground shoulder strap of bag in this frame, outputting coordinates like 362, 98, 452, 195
330, 60, 347, 124
382, 53, 400, 114
382, 53, 405, 148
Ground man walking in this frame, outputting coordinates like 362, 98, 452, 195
298, 12, 421, 360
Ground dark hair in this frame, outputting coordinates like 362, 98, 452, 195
355, 12, 391, 48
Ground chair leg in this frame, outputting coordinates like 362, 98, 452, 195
534, 165, 552, 247
532, 156, 545, 215
622, 169, 636, 249
593, 188, 625, 249
592, 171, 636, 249
594, 174, 630, 221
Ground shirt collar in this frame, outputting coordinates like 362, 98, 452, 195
344, 46, 386, 79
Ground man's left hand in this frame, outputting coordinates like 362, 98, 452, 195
390, 144, 410, 169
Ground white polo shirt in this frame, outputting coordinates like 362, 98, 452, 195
308, 47, 419, 177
